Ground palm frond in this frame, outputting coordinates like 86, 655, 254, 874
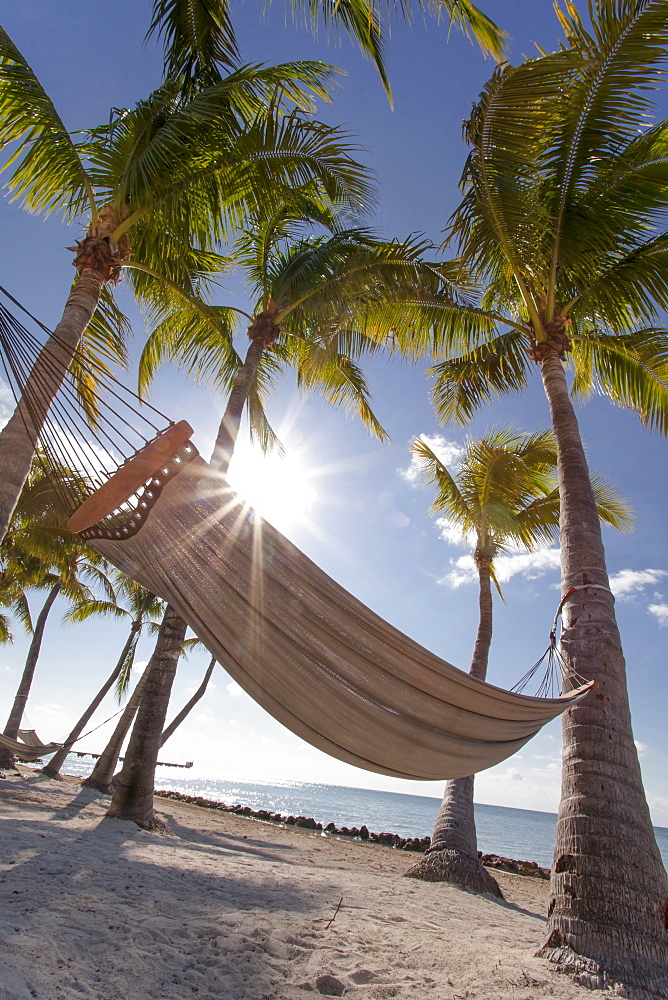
546, 0, 668, 299
410, 437, 471, 525
447, 52, 577, 295
430, 328, 532, 425
286, 0, 506, 103
296, 342, 389, 441
10, 592, 32, 635
0, 612, 12, 644
147, 0, 240, 89
0, 26, 95, 219
571, 328, 668, 434
590, 473, 635, 533
65, 599, 130, 625
135, 272, 241, 396
115, 630, 141, 699
570, 233, 668, 330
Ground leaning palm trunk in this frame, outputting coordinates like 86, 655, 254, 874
210, 310, 279, 473
40, 621, 142, 779
160, 655, 215, 748
0, 270, 105, 545
405, 561, 502, 896
106, 605, 188, 828
535, 348, 668, 994
0, 581, 61, 770
81, 664, 149, 793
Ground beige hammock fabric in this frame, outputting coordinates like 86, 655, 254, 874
0, 730, 62, 762
89, 456, 592, 781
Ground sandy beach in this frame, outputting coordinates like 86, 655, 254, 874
0, 769, 624, 1000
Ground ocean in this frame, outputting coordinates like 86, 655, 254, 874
56, 756, 668, 871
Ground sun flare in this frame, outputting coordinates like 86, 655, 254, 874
226, 443, 317, 533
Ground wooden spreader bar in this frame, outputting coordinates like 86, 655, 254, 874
68, 420, 194, 533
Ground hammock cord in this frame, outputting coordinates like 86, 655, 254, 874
511, 584, 612, 697
0, 284, 183, 534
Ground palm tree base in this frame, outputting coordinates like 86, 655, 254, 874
0, 749, 18, 771
38, 765, 65, 780
404, 848, 503, 898
536, 941, 668, 1000
80, 776, 114, 794
105, 805, 169, 834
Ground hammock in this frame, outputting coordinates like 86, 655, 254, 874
0, 731, 61, 762
80, 454, 591, 781
0, 289, 594, 781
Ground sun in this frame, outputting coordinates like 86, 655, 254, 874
226, 442, 317, 533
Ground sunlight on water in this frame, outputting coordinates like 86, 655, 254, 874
55, 755, 668, 870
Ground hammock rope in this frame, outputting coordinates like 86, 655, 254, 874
0, 285, 198, 538
511, 584, 611, 697
0, 287, 595, 781
0, 701, 133, 764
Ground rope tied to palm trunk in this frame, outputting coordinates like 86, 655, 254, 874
512, 584, 612, 697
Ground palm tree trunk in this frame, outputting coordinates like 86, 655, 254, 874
536, 348, 668, 995
160, 655, 215, 747
210, 336, 266, 474
81, 665, 149, 793
0, 270, 105, 546
0, 581, 61, 770
106, 605, 188, 829
405, 561, 501, 896
40, 620, 142, 779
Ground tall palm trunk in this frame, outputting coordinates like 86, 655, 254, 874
160, 656, 215, 747
536, 348, 668, 994
0, 270, 105, 545
405, 560, 502, 896
106, 605, 188, 829
81, 664, 149, 793
40, 620, 142, 779
0, 580, 61, 769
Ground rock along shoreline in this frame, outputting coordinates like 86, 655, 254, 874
155, 788, 551, 879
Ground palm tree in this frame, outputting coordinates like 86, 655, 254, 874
139, 205, 472, 473
83, 622, 212, 796
40, 578, 165, 779
403, 428, 631, 896
81, 663, 153, 794
105, 604, 188, 820
393, 3, 668, 990
0, 21, 377, 544
0, 466, 113, 769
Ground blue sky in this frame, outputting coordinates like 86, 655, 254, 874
1, 1, 667, 825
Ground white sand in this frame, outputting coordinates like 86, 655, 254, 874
0, 770, 619, 1000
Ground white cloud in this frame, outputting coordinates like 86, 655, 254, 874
648, 603, 668, 627
506, 767, 525, 782
400, 433, 464, 484
635, 741, 649, 756
608, 568, 668, 599
439, 546, 561, 588
440, 554, 477, 587
227, 680, 244, 697
133, 659, 148, 674
434, 517, 470, 549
